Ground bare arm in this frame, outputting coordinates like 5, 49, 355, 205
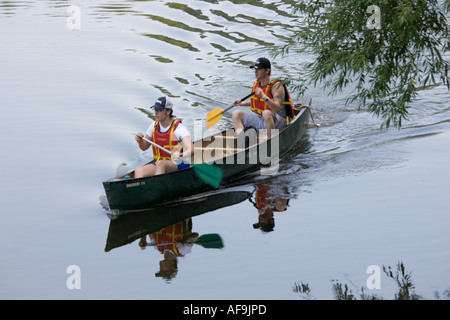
172, 135, 194, 161
135, 133, 151, 151
181, 135, 194, 157
260, 82, 284, 113
233, 98, 251, 107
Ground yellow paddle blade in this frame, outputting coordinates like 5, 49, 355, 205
206, 108, 224, 128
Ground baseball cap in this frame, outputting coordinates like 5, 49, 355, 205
151, 96, 173, 111
250, 57, 271, 69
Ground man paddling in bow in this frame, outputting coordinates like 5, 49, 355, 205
134, 96, 194, 178
232, 57, 294, 138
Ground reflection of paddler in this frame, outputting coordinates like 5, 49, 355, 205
138, 218, 198, 281
254, 184, 269, 208
155, 250, 178, 281
251, 184, 290, 232
152, 219, 197, 257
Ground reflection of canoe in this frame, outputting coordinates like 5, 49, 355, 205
102, 106, 311, 212
104, 185, 255, 252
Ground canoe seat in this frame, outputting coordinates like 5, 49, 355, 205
193, 133, 268, 162
212, 134, 269, 142
192, 146, 244, 163
209, 135, 237, 149
195, 147, 244, 152
211, 135, 236, 140
258, 133, 268, 141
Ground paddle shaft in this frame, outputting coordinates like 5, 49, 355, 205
224, 91, 255, 113
206, 92, 255, 128
139, 135, 173, 155
146, 234, 222, 247
147, 241, 196, 247
146, 240, 223, 249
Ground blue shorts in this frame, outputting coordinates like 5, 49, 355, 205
177, 162, 191, 170
150, 160, 191, 170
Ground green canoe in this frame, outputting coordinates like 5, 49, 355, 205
102, 105, 311, 213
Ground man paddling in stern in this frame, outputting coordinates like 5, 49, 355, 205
232, 57, 294, 138
134, 96, 194, 178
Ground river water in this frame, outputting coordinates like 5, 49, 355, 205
1, 0, 449, 300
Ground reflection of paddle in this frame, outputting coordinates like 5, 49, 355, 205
206, 92, 255, 128
147, 233, 224, 249
138, 135, 223, 188
196, 234, 224, 249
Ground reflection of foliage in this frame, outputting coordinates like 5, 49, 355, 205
434, 288, 450, 300
293, 261, 449, 300
331, 281, 356, 300
293, 281, 314, 300
383, 261, 421, 300
330, 279, 382, 300
358, 287, 381, 300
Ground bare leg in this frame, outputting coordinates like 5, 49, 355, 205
232, 110, 245, 136
134, 163, 157, 178
155, 160, 178, 175
262, 110, 275, 138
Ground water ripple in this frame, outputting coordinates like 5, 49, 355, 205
0, 0, 33, 15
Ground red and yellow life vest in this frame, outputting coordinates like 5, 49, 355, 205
250, 79, 295, 119
151, 119, 181, 161
153, 221, 191, 257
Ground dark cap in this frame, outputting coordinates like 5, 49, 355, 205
250, 57, 271, 69
151, 96, 173, 111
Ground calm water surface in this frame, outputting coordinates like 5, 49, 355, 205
1, 0, 449, 300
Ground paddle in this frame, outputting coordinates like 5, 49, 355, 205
196, 233, 224, 249
147, 233, 224, 249
138, 135, 223, 188
206, 92, 255, 128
